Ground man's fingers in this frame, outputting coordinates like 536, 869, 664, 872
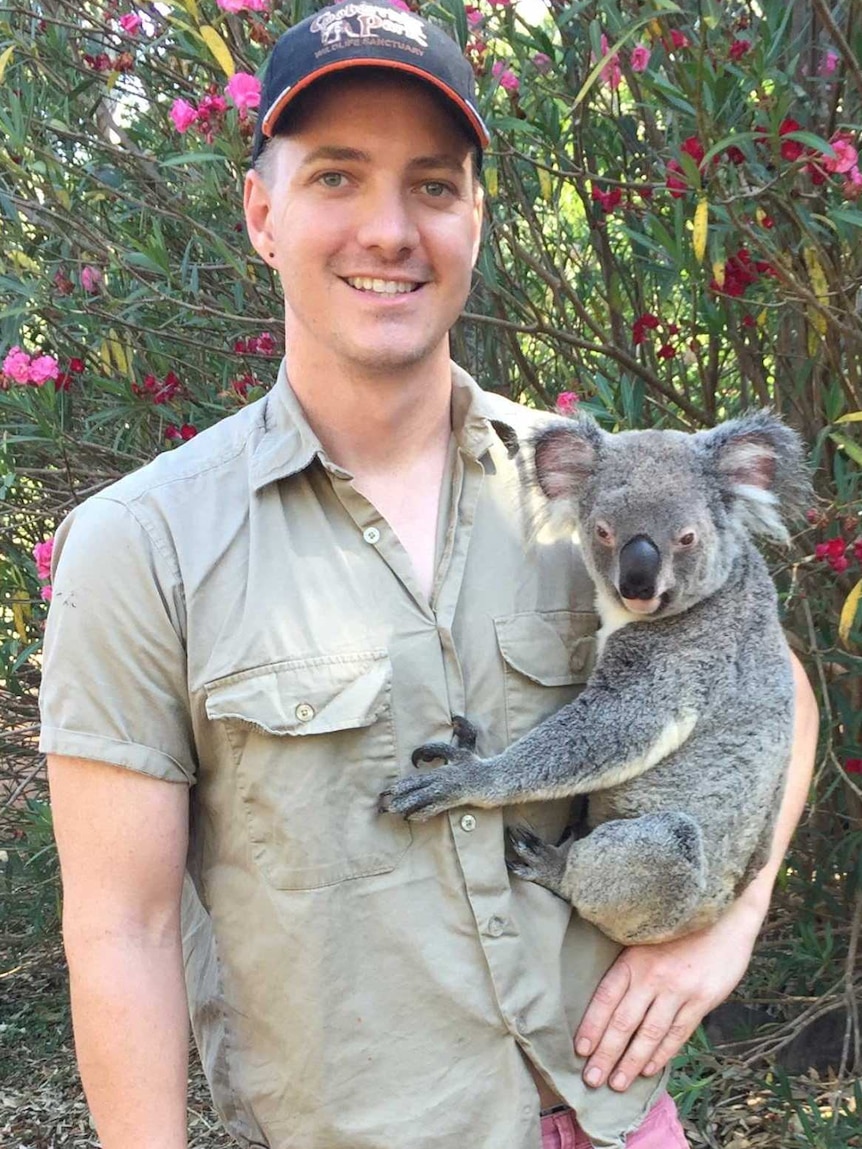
603, 1000, 688, 1091
576, 988, 657, 1084
574, 959, 632, 1059
638, 1004, 703, 1078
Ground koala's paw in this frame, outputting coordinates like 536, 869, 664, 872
506, 824, 569, 895
379, 754, 482, 821
410, 716, 477, 767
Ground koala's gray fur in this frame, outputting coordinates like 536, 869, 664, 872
379, 411, 811, 946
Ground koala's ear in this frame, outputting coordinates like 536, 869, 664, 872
532, 419, 602, 501
697, 410, 812, 542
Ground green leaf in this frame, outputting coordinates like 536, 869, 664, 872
829, 432, 862, 466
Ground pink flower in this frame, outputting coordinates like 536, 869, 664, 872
119, 12, 142, 34
29, 354, 60, 385
170, 97, 199, 133
81, 265, 102, 293
33, 538, 54, 580
164, 424, 182, 441
729, 39, 751, 61
217, 0, 268, 11
2, 346, 32, 383
822, 133, 858, 174
226, 72, 262, 112
41, 585, 54, 602
630, 45, 651, 73
532, 52, 552, 74
819, 50, 839, 76
384, 0, 411, 9
670, 30, 690, 50
555, 391, 579, 416
487, 0, 512, 7
491, 61, 519, 92
466, 6, 483, 28
598, 34, 622, 91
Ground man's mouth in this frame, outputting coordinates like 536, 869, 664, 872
344, 276, 422, 295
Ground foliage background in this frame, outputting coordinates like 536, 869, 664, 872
1, 0, 860, 1144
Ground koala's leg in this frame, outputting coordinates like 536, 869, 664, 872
518, 812, 708, 946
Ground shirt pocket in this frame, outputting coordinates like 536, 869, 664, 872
204, 650, 412, 891
495, 610, 598, 845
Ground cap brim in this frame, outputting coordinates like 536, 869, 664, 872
261, 58, 490, 149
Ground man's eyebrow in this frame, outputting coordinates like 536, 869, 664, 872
298, 146, 372, 168
297, 147, 468, 174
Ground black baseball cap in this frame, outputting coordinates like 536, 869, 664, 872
251, 1, 489, 164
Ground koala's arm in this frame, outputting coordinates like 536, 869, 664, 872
477, 665, 699, 804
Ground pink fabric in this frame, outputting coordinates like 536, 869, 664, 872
540, 1092, 689, 1148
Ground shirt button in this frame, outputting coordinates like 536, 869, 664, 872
486, 915, 506, 938
362, 526, 381, 545
460, 813, 477, 832
295, 703, 315, 723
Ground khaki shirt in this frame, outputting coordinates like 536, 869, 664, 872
40, 363, 668, 1149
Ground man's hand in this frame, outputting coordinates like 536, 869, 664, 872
574, 901, 759, 1090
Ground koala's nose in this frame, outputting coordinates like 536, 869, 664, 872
618, 535, 661, 601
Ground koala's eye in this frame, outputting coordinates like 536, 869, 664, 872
678, 531, 697, 547
595, 522, 614, 544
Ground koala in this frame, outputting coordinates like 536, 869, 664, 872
379, 411, 811, 946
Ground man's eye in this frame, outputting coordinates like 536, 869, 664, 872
422, 181, 452, 198
318, 172, 347, 188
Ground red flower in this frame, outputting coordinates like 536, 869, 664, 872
591, 184, 623, 213
233, 338, 248, 353
255, 331, 276, 355
815, 536, 846, 560
681, 136, 706, 165
69, 357, 86, 373
729, 39, 751, 61
778, 118, 804, 162
845, 758, 862, 775
657, 343, 677, 360
710, 248, 761, 298
666, 160, 687, 198
670, 30, 690, 49
180, 423, 198, 440
632, 313, 661, 345
831, 554, 850, 573
742, 314, 756, 328
854, 539, 862, 561
724, 146, 746, 164
55, 371, 73, 391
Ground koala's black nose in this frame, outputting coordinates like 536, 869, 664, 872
618, 535, 661, 600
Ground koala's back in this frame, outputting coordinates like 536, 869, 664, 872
586, 541, 793, 919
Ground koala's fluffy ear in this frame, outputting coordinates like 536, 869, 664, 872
532, 418, 602, 501
697, 410, 812, 543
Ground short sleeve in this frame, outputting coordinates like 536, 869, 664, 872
38, 496, 196, 784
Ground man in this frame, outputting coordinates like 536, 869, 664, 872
41, 4, 818, 1148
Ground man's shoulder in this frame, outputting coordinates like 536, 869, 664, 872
478, 389, 561, 438
91, 395, 268, 512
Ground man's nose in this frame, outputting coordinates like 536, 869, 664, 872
355, 184, 420, 256
618, 535, 661, 600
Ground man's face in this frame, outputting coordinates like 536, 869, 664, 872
244, 73, 483, 376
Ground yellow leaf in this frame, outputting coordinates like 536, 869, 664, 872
835, 411, 862, 424
485, 164, 498, 198
648, 19, 663, 40
8, 249, 39, 274
757, 308, 768, 329
0, 45, 14, 84
693, 197, 708, 263
162, 0, 200, 23
107, 329, 129, 376
711, 259, 725, 289
99, 339, 112, 374
802, 245, 828, 335
839, 579, 862, 646
199, 24, 235, 77
538, 167, 552, 202
11, 589, 30, 642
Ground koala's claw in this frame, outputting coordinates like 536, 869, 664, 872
451, 715, 478, 751
506, 824, 568, 892
411, 742, 456, 768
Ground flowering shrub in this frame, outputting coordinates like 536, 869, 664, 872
0, 0, 860, 1117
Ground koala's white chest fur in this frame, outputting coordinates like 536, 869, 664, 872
594, 586, 635, 656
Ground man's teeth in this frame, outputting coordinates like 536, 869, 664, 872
346, 277, 418, 294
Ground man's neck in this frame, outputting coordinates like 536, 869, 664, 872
285, 348, 453, 480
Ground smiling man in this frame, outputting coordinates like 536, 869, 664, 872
41, 4, 817, 1149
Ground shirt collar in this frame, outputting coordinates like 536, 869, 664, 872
250, 358, 517, 493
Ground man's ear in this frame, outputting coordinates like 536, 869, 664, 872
471, 183, 484, 268
244, 169, 277, 268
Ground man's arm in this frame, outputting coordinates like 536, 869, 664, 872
573, 651, 819, 1091
49, 754, 190, 1148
